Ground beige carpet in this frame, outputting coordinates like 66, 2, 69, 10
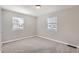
2, 37, 79, 53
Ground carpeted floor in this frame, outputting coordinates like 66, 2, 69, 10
2, 37, 79, 53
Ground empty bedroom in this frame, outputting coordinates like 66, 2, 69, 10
0, 5, 79, 53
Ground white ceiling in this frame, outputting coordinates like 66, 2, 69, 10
0, 5, 76, 17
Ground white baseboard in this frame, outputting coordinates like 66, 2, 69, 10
1, 35, 79, 48
37, 36, 79, 48
2, 35, 36, 44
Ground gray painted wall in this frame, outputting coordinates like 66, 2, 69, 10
1, 9, 37, 42
37, 6, 79, 46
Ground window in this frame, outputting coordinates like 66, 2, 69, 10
12, 16, 24, 31
48, 16, 57, 32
